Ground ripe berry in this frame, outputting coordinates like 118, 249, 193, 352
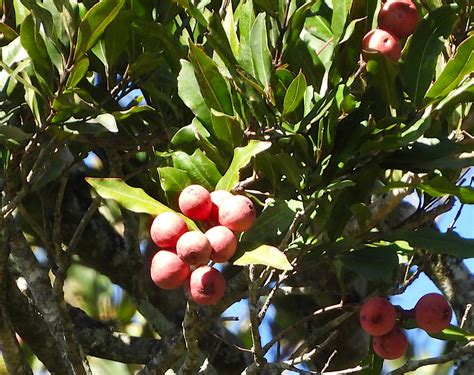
362, 29, 402, 62
218, 195, 256, 232
188, 266, 226, 305
360, 297, 397, 336
373, 326, 408, 360
176, 231, 212, 265
150, 250, 191, 290
150, 212, 188, 248
205, 225, 238, 263
209, 190, 233, 225
378, 0, 419, 39
179, 184, 212, 220
415, 293, 452, 333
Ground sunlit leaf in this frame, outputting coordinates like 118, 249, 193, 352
234, 245, 293, 271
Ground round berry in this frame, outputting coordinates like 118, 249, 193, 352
373, 327, 408, 360
362, 29, 402, 62
360, 297, 397, 336
178, 184, 212, 220
415, 293, 452, 333
150, 212, 187, 248
176, 231, 212, 265
218, 195, 256, 232
150, 250, 191, 290
188, 266, 226, 305
206, 225, 238, 263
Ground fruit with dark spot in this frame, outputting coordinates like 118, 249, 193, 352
373, 326, 408, 360
206, 225, 238, 263
218, 195, 256, 232
378, 0, 419, 39
179, 184, 212, 220
359, 297, 397, 336
150, 250, 191, 290
150, 212, 187, 248
362, 29, 402, 62
176, 231, 212, 265
415, 293, 452, 333
188, 266, 226, 305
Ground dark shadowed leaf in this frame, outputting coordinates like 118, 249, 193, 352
400, 5, 458, 105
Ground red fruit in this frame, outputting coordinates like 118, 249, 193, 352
373, 327, 408, 360
362, 29, 402, 62
360, 297, 397, 336
218, 195, 256, 232
176, 231, 212, 265
188, 266, 226, 305
150, 250, 191, 290
209, 190, 233, 224
150, 212, 188, 248
205, 226, 238, 263
415, 293, 452, 333
378, 0, 419, 39
179, 184, 212, 220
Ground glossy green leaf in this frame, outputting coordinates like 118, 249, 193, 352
172, 150, 222, 191
385, 228, 474, 259
286, 0, 322, 49
400, 5, 458, 105
74, 0, 125, 61
0, 22, 19, 41
365, 51, 400, 109
66, 56, 89, 88
250, 12, 272, 89
210, 109, 244, 154
20, 14, 52, 71
435, 78, 474, 112
236, 0, 255, 76
93, 113, 118, 133
177, 59, 211, 125
207, 12, 238, 68
158, 167, 192, 205
0, 126, 31, 148
172, 0, 207, 26
418, 176, 474, 204
283, 70, 307, 117
426, 35, 474, 102
85, 177, 198, 230
430, 325, 474, 342
234, 245, 293, 271
188, 42, 233, 116
331, 0, 351, 41
216, 140, 272, 191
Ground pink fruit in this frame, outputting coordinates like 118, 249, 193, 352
415, 293, 452, 333
188, 266, 226, 305
179, 184, 212, 220
205, 226, 238, 263
218, 195, 256, 232
378, 0, 419, 39
150, 250, 191, 290
209, 190, 233, 224
150, 212, 188, 248
362, 29, 402, 62
360, 297, 397, 336
176, 231, 212, 265
373, 326, 408, 360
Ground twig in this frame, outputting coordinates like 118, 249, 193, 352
246, 266, 266, 372
262, 302, 346, 354
388, 342, 474, 375
321, 350, 337, 373
460, 304, 473, 329
177, 301, 201, 375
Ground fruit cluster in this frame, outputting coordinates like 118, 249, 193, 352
360, 293, 453, 360
149, 185, 256, 305
362, 0, 419, 61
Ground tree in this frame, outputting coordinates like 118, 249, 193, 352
0, 0, 473, 374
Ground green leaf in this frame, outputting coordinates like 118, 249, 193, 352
0, 22, 19, 42
86, 177, 198, 230
103, 10, 132, 67
20, 13, 52, 71
0, 126, 31, 148
283, 70, 307, 117
365, 51, 400, 109
430, 325, 474, 342
286, 0, 322, 49
172, 0, 207, 27
66, 56, 89, 88
158, 167, 192, 205
177, 59, 211, 125
338, 245, 398, 283
74, 0, 125, 62
234, 245, 293, 271
250, 12, 272, 89
188, 42, 233, 116
426, 35, 474, 102
172, 150, 222, 191
400, 5, 458, 105
207, 12, 238, 68
331, 0, 351, 41
235, 0, 255, 76
418, 176, 474, 204
210, 109, 244, 154
385, 228, 474, 259
241, 199, 303, 246
93, 113, 118, 133
216, 140, 272, 191
435, 78, 474, 112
